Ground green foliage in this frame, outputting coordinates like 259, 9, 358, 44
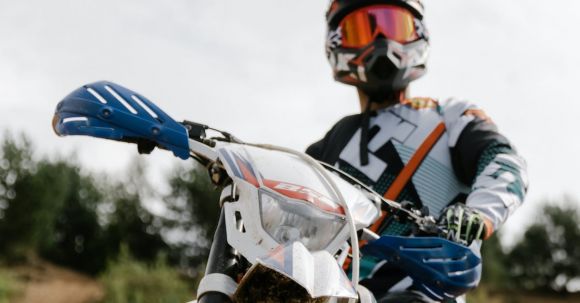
0, 268, 21, 303
163, 164, 220, 267
466, 285, 499, 303
0, 133, 175, 276
104, 187, 168, 266
471, 197, 580, 296
43, 158, 173, 275
480, 233, 509, 289
102, 159, 169, 269
100, 245, 193, 303
41, 165, 110, 275
506, 198, 580, 293
0, 134, 68, 259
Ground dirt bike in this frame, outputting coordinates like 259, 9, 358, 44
52, 81, 481, 303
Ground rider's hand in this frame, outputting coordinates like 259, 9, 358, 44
438, 204, 489, 246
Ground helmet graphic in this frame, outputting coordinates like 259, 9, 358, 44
326, 0, 429, 97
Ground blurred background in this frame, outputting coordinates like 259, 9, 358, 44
1, 0, 579, 302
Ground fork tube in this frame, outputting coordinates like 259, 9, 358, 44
198, 208, 236, 303
205, 208, 236, 275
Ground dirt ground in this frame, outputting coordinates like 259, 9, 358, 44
491, 294, 580, 303
10, 261, 103, 303
5, 260, 580, 303
469, 287, 580, 303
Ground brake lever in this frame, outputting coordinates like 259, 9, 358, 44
382, 201, 446, 238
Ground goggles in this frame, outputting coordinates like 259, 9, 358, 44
339, 5, 419, 48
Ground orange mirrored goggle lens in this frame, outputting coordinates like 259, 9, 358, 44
339, 5, 418, 48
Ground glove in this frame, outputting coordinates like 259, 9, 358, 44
438, 204, 489, 245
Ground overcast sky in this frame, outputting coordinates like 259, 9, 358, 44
1, 0, 579, 244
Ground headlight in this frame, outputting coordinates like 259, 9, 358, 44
259, 190, 345, 251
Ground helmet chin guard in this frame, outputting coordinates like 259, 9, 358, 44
330, 37, 429, 94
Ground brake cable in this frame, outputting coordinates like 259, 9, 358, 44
318, 161, 442, 236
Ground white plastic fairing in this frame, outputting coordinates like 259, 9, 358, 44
224, 179, 280, 263
233, 242, 358, 302
217, 144, 379, 227
247, 242, 357, 299
218, 143, 380, 258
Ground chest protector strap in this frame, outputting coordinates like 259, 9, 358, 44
369, 122, 447, 233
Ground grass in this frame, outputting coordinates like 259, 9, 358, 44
0, 267, 21, 303
99, 247, 194, 303
467, 285, 580, 303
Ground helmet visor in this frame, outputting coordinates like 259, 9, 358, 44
339, 5, 418, 48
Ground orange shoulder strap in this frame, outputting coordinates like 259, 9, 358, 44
342, 122, 447, 271
369, 122, 447, 233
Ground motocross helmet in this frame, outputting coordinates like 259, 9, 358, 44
326, 0, 429, 97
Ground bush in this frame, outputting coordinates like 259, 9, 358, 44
506, 198, 580, 293
0, 268, 21, 303
100, 246, 194, 303
0, 134, 70, 260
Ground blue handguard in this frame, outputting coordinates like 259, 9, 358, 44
52, 81, 190, 159
361, 235, 481, 301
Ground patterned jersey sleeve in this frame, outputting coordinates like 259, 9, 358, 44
306, 114, 363, 164
442, 98, 529, 234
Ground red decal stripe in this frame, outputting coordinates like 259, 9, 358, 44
263, 179, 345, 215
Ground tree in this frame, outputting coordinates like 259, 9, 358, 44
506, 197, 580, 293
0, 133, 175, 275
0, 134, 68, 259
103, 159, 169, 266
43, 157, 175, 275
162, 163, 221, 269
480, 232, 509, 289
41, 165, 109, 275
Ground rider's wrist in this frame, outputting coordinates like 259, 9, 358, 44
481, 215, 494, 240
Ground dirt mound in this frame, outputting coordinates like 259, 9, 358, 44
11, 261, 104, 303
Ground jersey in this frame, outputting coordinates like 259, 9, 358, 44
306, 97, 528, 301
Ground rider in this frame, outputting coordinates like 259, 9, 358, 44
307, 0, 528, 302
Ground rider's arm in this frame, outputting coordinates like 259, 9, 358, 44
306, 114, 362, 163
444, 99, 529, 239
464, 140, 528, 238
